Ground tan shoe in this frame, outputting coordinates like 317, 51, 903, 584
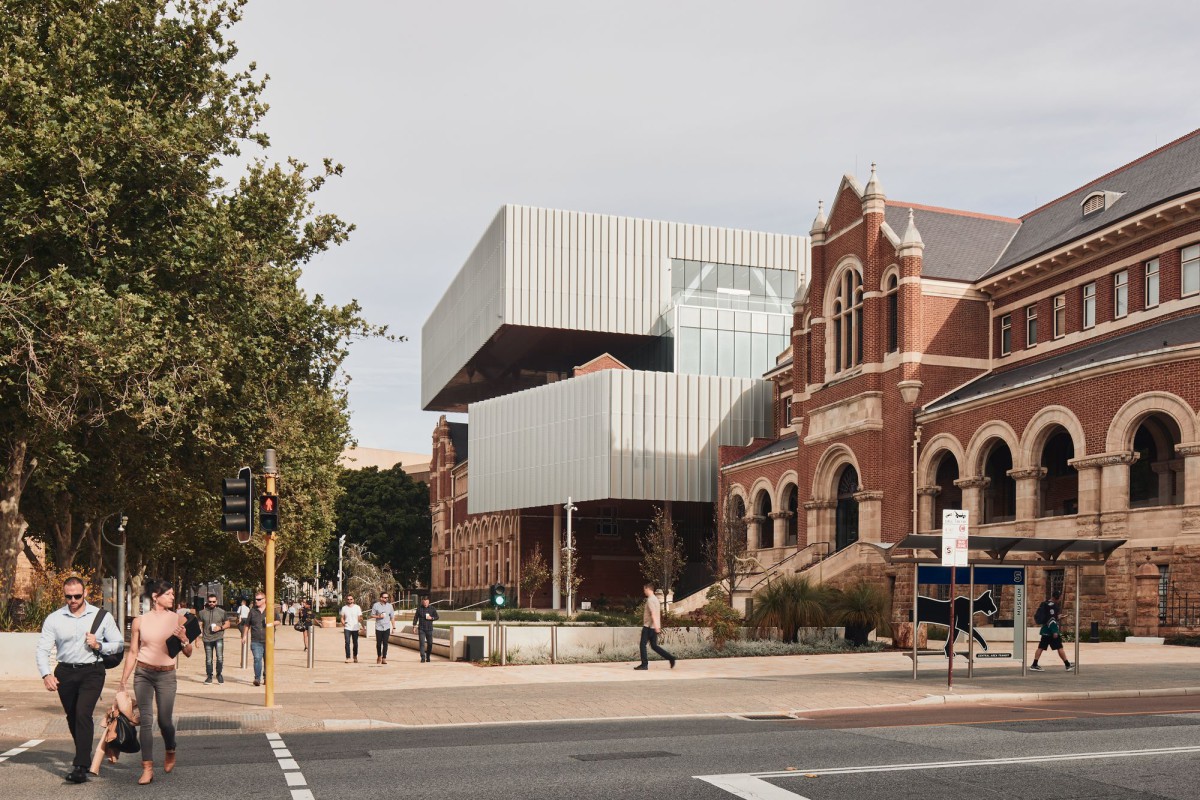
381, 658, 387, 664
164, 750, 176, 773
138, 761, 154, 785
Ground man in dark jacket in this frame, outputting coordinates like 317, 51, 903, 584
413, 597, 440, 662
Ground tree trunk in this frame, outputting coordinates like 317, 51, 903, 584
50, 499, 89, 570
0, 437, 34, 607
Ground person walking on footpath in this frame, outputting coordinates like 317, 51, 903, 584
413, 596, 440, 662
298, 598, 314, 651
1030, 594, 1072, 672
197, 594, 230, 684
237, 597, 250, 638
246, 592, 280, 687
634, 582, 676, 670
280, 600, 289, 627
371, 592, 396, 664
36, 576, 124, 784
118, 580, 194, 785
340, 594, 363, 663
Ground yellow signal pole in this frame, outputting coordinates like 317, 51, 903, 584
263, 449, 278, 708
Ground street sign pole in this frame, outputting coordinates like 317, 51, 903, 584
263, 449, 278, 708
941, 509, 969, 690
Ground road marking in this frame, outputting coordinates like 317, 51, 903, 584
697, 744, 1200, 798
268, 733, 313, 799
0, 740, 45, 762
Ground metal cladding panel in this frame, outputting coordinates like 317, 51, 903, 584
466, 370, 772, 514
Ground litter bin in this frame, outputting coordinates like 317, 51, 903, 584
463, 635, 484, 662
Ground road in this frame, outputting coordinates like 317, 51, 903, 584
2, 696, 1197, 798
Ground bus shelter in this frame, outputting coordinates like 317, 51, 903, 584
884, 535, 1126, 679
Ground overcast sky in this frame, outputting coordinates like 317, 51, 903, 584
229, 0, 1200, 455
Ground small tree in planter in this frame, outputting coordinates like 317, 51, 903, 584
636, 506, 685, 612
830, 579, 891, 646
697, 586, 742, 651
519, 543, 550, 609
704, 488, 753, 606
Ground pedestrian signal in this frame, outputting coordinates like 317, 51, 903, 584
221, 467, 254, 537
489, 583, 507, 608
260, 492, 279, 533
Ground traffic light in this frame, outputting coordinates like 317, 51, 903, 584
489, 583, 507, 608
260, 491, 279, 533
221, 467, 254, 536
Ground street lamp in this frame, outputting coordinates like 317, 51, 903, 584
564, 498, 578, 616
99, 512, 129, 634
337, 534, 346, 602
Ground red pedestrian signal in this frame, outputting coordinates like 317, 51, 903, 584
260, 492, 279, 533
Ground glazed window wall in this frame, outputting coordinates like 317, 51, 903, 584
673, 306, 790, 379
670, 259, 796, 314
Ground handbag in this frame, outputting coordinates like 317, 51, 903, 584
89, 608, 125, 669
111, 713, 141, 754
294, 623, 306, 632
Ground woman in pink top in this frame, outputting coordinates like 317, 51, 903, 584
118, 580, 193, 785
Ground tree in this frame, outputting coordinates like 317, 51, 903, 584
0, 1, 388, 606
518, 542, 550, 609
342, 543, 398, 606
636, 506, 685, 608
704, 490, 753, 606
555, 547, 584, 613
330, 465, 430, 589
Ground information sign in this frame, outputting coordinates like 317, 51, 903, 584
941, 510, 969, 567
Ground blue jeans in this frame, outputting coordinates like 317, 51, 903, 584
204, 638, 224, 677
251, 641, 265, 681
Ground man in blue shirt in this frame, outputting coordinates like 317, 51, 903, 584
36, 576, 123, 784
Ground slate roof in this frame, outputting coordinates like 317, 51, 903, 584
924, 314, 1200, 411
987, 129, 1200, 276
447, 421, 469, 465
884, 203, 1019, 282
725, 433, 799, 468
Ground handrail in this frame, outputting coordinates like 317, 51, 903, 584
748, 540, 833, 591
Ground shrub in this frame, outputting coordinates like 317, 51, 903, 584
828, 579, 891, 643
2, 565, 99, 632
748, 575, 829, 643
697, 586, 741, 651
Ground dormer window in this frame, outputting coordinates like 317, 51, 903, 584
1081, 190, 1123, 217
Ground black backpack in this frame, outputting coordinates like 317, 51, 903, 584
89, 608, 125, 669
1034, 601, 1051, 626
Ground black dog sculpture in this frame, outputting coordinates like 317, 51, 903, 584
915, 590, 999, 656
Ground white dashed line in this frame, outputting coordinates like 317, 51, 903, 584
0, 739, 45, 763
267, 733, 313, 799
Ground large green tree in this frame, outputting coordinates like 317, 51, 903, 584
0, 0, 387, 606
330, 466, 430, 590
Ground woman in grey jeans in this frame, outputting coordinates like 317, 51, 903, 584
118, 580, 193, 785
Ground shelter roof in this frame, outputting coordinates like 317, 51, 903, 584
884, 534, 1126, 565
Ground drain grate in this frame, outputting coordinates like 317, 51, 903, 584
739, 713, 795, 721
571, 751, 678, 762
177, 716, 243, 731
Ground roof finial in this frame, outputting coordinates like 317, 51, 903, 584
864, 162, 883, 198
899, 207, 924, 254
810, 200, 827, 236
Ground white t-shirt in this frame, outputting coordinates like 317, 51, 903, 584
340, 603, 363, 632
238, 604, 250, 621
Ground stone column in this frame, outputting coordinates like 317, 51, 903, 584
1151, 461, 1174, 505
803, 500, 836, 548
853, 490, 884, 543
1008, 467, 1047, 521
1131, 556, 1161, 637
769, 510, 795, 547
1096, 451, 1139, 513
1069, 457, 1103, 516
1177, 444, 1200, 535
747, 515, 766, 550
916, 486, 940, 533
954, 477, 990, 527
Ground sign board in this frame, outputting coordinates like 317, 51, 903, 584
941, 510, 969, 567
1013, 578, 1026, 660
918, 566, 1025, 585
976, 652, 1013, 659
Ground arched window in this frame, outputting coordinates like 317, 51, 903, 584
835, 465, 860, 551
885, 273, 899, 354
832, 267, 864, 374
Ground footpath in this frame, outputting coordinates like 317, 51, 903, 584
3, 628, 1198, 737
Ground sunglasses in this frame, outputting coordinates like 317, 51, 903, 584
64, 593, 84, 601
255, 597, 265, 601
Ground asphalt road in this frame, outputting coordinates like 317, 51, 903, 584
3, 697, 1198, 799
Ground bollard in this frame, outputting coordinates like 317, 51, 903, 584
307, 622, 316, 668
240, 633, 249, 669
1089, 621, 1100, 644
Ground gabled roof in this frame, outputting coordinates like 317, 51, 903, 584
884, 202, 1019, 282
724, 433, 799, 468
987, 128, 1200, 276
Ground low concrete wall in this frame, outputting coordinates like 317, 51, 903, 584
0, 632, 46, 679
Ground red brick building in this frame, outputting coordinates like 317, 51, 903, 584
719, 132, 1200, 633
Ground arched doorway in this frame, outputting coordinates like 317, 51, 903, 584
782, 485, 799, 546
1039, 427, 1077, 517
933, 452, 962, 524
754, 489, 773, 548
835, 465, 859, 551
982, 441, 1016, 523
1130, 414, 1183, 508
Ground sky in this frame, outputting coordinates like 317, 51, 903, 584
228, 0, 1200, 455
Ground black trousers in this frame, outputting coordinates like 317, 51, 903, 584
344, 629, 359, 659
55, 663, 105, 767
639, 627, 675, 667
418, 627, 434, 661
375, 629, 390, 658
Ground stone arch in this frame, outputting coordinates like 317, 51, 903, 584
1105, 391, 1199, 453
918, 433, 966, 486
811, 443, 862, 501
1021, 406, 1086, 467
965, 420, 1020, 477
879, 264, 901, 292
748, 477, 775, 514
727, 482, 750, 511
774, 470, 799, 508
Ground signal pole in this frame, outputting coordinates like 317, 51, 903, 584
263, 448, 278, 708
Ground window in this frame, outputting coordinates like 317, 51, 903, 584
1082, 194, 1105, 215
999, 314, 1011, 356
784, 396, 793, 426
1082, 282, 1096, 328
1183, 244, 1200, 297
1145, 259, 1159, 308
1114, 270, 1128, 318
1053, 294, 1066, 338
885, 273, 899, 353
831, 267, 863, 374
1026, 305, 1038, 347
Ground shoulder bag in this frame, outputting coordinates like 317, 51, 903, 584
89, 608, 125, 669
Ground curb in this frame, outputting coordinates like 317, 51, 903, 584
910, 686, 1200, 705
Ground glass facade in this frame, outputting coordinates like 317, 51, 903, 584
667, 259, 795, 380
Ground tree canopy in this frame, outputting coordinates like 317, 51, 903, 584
0, 0, 389, 605
330, 465, 430, 591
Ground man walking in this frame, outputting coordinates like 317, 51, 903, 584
247, 592, 280, 687
413, 596, 440, 662
371, 593, 395, 664
36, 576, 124, 784
197, 593, 230, 684
340, 594, 363, 663
1031, 594, 1072, 672
634, 582, 676, 670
